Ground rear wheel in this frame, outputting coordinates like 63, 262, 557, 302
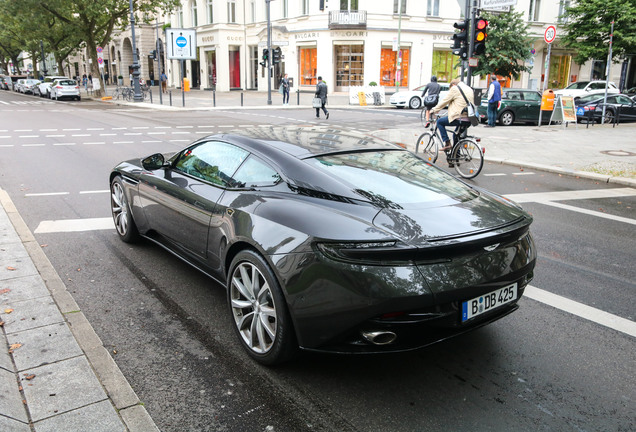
416, 131, 440, 163
409, 97, 422, 110
603, 109, 615, 124
228, 250, 296, 365
499, 110, 515, 126
452, 138, 484, 179
110, 177, 140, 243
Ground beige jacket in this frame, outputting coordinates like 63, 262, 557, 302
431, 82, 475, 123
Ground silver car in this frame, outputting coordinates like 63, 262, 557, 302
21, 79, 41, 94
50, 78, 81, 101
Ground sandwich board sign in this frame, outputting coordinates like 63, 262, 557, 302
166, 28, 197, 60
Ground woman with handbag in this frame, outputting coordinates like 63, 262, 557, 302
421, 75, 441, 128
314, 76, 329, 119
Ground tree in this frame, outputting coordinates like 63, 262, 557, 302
471, 10, 533, 79
561, 0, 636, 65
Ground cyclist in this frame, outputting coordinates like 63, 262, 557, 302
421, 75, 441, 128
430, 78, 474, 154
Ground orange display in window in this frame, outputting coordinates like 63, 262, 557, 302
380, 48, 410, 87
300, 48, 317, 86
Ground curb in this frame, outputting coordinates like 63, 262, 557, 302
0, 189, 159, 432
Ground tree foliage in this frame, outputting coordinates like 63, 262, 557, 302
472, 10, 533, 79
561, 0, 636, 65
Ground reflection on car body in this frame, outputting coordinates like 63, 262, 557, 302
110, 126, 536, 365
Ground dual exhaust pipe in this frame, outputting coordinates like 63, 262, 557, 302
361, 330, 397, 346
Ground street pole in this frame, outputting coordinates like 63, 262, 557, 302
601, 20, 614, 125
394, 0, 403, 93
538, 42, 552, 127
466, 0, 477, 87
40, 40, 48, 77
266, 0, 272, 105
156, 18, 163, 105
129, 0, 143, 102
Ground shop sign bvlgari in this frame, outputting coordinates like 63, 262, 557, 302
330, 31, 367, 38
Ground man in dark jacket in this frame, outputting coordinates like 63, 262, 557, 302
421, 75, 441, 128
315, 76, 329, 119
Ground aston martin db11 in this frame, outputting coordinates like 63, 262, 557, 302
110, 126, 536, 365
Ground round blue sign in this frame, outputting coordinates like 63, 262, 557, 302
176, 36, 187, 47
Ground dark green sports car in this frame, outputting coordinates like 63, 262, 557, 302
478, 89, 553, 126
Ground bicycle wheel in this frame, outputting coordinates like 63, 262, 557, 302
452, 138, 484, 179
112, 88, 120, 100
416, 131, 440, 163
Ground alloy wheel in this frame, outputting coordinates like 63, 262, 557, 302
111, 181, 129, 237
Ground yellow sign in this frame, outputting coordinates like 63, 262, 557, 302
358, 91, 367, 106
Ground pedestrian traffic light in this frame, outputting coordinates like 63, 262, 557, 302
473, 19, 488, 56
260, 48, 268, 68
451, 19, 469, 60
272, 47, 282, 65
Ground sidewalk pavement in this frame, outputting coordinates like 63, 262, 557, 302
1, 87, 634, 432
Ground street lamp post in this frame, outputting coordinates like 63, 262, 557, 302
40, 40, 48, 77
129, 0, 143, 102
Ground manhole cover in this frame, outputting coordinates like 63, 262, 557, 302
600, 150, 636, 157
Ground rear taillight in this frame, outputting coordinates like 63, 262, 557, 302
75, 86, 79, 89
55, 85, 62, 89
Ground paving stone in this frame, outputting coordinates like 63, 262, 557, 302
0, 414, 31, 432
1, 296, 64, 334
0, 275, 50, 304
20, 356, 108, 422
0, 366, 29, 423
33, 400, 125, 432
7, 322, 83, 372
0, 257, 39, 281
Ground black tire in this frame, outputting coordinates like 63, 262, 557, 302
416, 131, 439, 163
409, 97, 422, 110
227, 250, 297, 365
452, 139, 484, 179
603, 109, 615, 124
499, 110, 515, 126
110, 177, 140, 243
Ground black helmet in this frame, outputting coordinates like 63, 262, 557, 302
431, 75, 438, 82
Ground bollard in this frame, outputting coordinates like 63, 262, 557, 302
169, 90, 172, 106
213, 90, 216, 107
241, 92, 244, 106
149, 89, 153, 104
297, 89, 300, 105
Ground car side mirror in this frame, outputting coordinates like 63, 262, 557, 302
142, 153, 168, 170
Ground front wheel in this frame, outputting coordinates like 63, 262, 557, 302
416, 131, 440, 163
110, 177, 140, 243
452, 139, 484, 179
499, 111, 515, 126
409, 97, 422, 110
228, 250, 296, 365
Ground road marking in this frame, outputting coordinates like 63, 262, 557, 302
142, 140, 162, 143
15, 129, 33, 132
147, 132, 166, 135
22, 144, 46, 147
483, 173, 507, 177
62, 128, 81, 131
84, 142, 106, 145
505, 187, 636, 203
53, 143, 75, 146
40, 129, 58, 131
132, 126, 149, 129
72, 134, 91, 137
86, 128, 104, 131
79, 190, 109, 194
34, 217, 113, 233
511, 172, 535, 176
19, 135, 40, 138
539, 201, 636, 225
114, 141, 133, 144
0, 101, 8, 105
124, 133, 142, 135
25, 192, 70, 197
0, 145, 14, 147
100, 133, 116, 136
46, 134, 65, 137
176, 125, 193, 128
171, 131, 191, 134
524, 285, 636, 338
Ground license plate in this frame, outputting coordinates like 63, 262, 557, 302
461, 283, 517, 322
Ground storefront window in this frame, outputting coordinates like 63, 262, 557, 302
336, 44, 364, 89
300, 47, 317, 85
229, 46, 240, 89
431, 50, 459, 83
380, 47, 409, 88
548, 55, 571, 89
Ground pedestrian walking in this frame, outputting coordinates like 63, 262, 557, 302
486, 75, 501, 127
421, 75, 441, 128
82, 74, 87, 90
160, 70, 167, 93
315, 76, 329, 119
280, 74, 290, 105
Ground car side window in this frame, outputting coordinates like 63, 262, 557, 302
523, 92, 541, 101
232, 155, 281, 188
507, 92, 521, 100
174, 141, 248, 187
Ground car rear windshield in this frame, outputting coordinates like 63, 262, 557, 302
308, 150, 476, 205
58, 80, 76, 86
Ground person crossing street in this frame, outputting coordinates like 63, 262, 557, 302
315, 76, 329, 120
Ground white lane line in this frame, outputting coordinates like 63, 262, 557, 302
22, 144, 46, 147
15, 129, 33, 132
171, 131, 191, 135
0, 101, 9, 105
40, 129, 58, 131
142, 140, 162, 143
132, 127, 149, 129
62, 128, 81, 131
84, 142, 106, 145
79, 190, 109, 194
176, 125, 193, 128
25, 192, 70, 197
112, 127, 127, 130
483, 173, 507, 177
46, 134, 65, 137
0, 136, 10, 139
86, 128, 104, 131
197, 125, 215, 128
100, 133, 116, 136
34, 217, 113, 233
0, 145, 14, 148
147, 132, 166, 135
524, 285, 636, 338
155, 126, 171, 129
505, 187, 636, 204
114, 141, 133, 144
124, 133, 142, 136
53, 143, 75, 146
19, 135, 40, 138
539, 201, 636, 226
169, 139, 190, 142
511, 172, 535, 176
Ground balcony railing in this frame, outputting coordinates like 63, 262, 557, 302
329, 10, 367, 29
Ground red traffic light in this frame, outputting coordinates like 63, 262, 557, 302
476, 19, 488, 30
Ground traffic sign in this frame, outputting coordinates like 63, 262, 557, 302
544, 25, 557, 44
166, 28, 197, 60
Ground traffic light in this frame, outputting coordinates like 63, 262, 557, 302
149, 50, 156, 60
260, 48, 268, 68
473, 18, 488, 56
272, 47, 282, 65
451, 19, 469, 60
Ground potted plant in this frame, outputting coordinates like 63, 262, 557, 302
117, 75, 123, 86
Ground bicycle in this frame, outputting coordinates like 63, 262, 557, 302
415, 112, 484, 179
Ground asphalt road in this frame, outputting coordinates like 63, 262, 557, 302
1, 90, 634, 432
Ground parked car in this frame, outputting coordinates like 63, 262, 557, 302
13, 78, 27, 92
575, 93, 636, 123
49, 78, 81, 101
35, 75, 67, 98
477, 89, 553, 126
0, 75, 11, 90
20, 79, 41, 94
110, 126, 536, 365
6, 75, 27, 91
389, 82, 450, 109
624, 86, 636, 97
553, 80, 619, 98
